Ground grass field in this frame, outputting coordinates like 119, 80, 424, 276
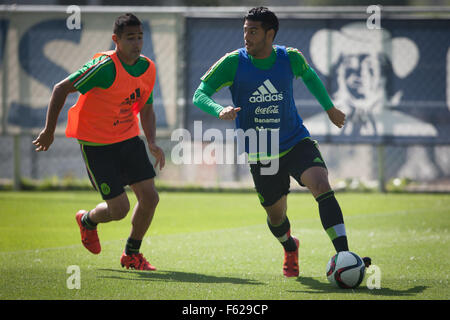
0, 190, 449, 301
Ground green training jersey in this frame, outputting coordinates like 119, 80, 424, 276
68, 54, 154, 103
200, 46, 310, 94
194, 46, 334, 118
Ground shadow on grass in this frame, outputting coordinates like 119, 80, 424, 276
289, 276, 428, 297
98, 268, 264, 286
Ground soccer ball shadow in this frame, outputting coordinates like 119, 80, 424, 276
292, 276, 428, 297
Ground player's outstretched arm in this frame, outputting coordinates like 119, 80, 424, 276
32, 78, 77, 152
193, 84, 241, 121
193, 85, 224, 118
301, 67, 345, 129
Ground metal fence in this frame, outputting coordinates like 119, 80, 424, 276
1, 5, 449, 192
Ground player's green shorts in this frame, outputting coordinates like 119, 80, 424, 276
250, 137, 327, 207
80, 136, 156, 200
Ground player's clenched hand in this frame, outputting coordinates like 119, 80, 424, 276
219, 106, 241, 120
326, 106, 346, 128
149, 143, 165, 170
32, 129, 54, 152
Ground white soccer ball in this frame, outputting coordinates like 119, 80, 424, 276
326, 251, 366, 289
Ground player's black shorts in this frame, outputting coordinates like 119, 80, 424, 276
249, 137, 327, 207
80, 136, 156, 200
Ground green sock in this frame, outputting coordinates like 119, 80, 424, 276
125, 237, 142, 255
316, 190, 349, 252
81, 211, 97, 230
267, 216, 297, 252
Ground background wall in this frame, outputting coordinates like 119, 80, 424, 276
0, 5, 449, 192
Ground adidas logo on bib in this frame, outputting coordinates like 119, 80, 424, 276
249, 79, 283, 103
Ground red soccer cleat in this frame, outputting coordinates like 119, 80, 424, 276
120, 252, 157, 271
75, 210, 101, 254
283, 236, 300, 277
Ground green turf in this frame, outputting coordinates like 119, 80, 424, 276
0, 191, 449, 300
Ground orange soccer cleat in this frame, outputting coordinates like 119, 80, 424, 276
283, 236, 300, 277
120, 252, 157, 271
75, 210, 101, 254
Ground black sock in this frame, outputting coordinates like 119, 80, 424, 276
125, 237, 142, 255
316, 190, 349, 252
81, 211, 97, 230
267, 216, 298, 252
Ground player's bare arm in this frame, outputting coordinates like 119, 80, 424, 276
326, 106, 346, 129
32, 77, 77, 152
140, 103, 165, 170
219, 106, 241, 120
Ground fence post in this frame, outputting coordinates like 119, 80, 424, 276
13, 134, 21, 190
233, 140, 240, 183
377, 143, 386, 192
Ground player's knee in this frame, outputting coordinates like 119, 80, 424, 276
308, 179, 331, 197
108, 200, 130, 221
144, 190, 159, 210
136, 189, 159, 213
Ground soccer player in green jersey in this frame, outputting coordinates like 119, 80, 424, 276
193, 7, 371, 277
33, 13, 164, 271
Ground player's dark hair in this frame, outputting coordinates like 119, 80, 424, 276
113, 13, 142, 37
244, 7, 279, 40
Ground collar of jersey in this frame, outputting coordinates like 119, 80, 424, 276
116, 54, 149, 77
248, 47, 277, 70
